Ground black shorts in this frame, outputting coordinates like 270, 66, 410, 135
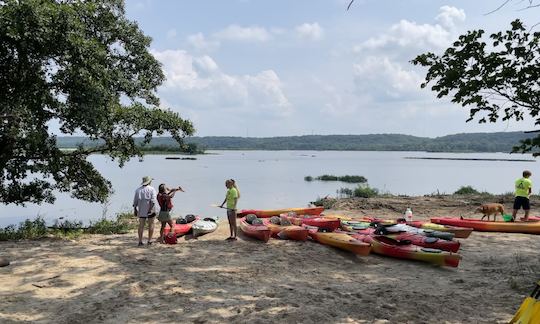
513, 196, 530, 210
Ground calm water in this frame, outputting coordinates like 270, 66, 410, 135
0, 150, 537, 227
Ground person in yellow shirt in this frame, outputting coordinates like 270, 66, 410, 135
220, 179, 240, 240
512, 170, 532, 221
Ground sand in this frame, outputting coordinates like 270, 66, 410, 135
1, 195, 540, 323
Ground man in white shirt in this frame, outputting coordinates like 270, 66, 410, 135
133, 176, 158, 246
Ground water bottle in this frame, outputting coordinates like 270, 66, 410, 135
405, 208, 413, 222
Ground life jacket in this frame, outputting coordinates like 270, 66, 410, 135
157, 193, 173, 212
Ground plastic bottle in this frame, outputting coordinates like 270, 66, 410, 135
405, 208, 413, 222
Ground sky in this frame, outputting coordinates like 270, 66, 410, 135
123, 0, 540, 138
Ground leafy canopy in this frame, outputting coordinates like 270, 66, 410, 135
412, 19, 540, 156
0, 0, 194, 205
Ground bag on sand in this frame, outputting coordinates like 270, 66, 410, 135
164, 234, 177, 244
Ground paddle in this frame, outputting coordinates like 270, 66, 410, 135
210, 204, 232, 210
510, 281, 540, 323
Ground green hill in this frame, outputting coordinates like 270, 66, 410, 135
55, 132, 534, 153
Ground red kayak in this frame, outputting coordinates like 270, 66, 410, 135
163, 217, 199, 236
359, 217, 473, 239
239, 217, 271, 242
281, 214, 340, 231
338, 228, 459, 252
237, 207, 324, 218
353, 234, 461, 267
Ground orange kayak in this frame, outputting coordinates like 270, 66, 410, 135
431, 217, 540, 234
281, 214, 341, 231
237, 207, 324, 218
308, 229, 371, 256
262, 219, 308, 241
239, 217, 271, 242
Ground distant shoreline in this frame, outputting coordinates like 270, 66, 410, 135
404, 157, 536, 162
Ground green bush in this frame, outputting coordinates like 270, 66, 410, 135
337, 175, 367, 183
353, 185, 379, 198
317, 175, 339, 181
85, 213, 136, 235
454, 186, 480, 195
0, 217, 48, 241
313, 175, 368, 183
304, 176, 313, 182
338, 187, 354, 198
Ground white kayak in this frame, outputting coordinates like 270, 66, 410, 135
192, 218, 218, 237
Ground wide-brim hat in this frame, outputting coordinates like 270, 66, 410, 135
141, 176, 153, 185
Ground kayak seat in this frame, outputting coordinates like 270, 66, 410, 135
421, 247, 442, 253
424, 237, 439, 243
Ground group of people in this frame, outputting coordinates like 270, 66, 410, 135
132, 176, 240, 246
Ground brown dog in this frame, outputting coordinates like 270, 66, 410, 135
476, 203, 505, 221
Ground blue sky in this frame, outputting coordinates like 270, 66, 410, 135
124, 0, 539, 137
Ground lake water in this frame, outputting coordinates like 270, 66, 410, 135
0, 150, 537, 227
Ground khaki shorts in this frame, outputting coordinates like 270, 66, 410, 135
158, 211, 172, 222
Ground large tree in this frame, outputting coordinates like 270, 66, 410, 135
412, 19, 540, 156
0, 0, 194, 205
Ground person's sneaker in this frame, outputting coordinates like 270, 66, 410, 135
147, 241, 153, 246
138, 242, 144, 247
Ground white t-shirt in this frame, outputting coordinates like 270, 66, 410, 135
133, 185, 158, 217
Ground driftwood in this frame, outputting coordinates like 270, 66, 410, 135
0, 257, 10, 267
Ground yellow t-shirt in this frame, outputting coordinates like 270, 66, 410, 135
226, 188, 238, 209
515, 177, 532, 198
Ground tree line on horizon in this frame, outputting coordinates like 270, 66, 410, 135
56, 131, 532, 153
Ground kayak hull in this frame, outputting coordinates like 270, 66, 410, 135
354, 234, 461, 267
192, 219, 219, 237
237, 207, 324, 218
309, 230, 371, 256
282, 214, 341, 231
239, 218, 271, 242
262, 220, 309, 241
431, 217, 540, 234
359, 217, 473, 239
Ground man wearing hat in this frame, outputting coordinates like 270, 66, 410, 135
133, 176, 158, 246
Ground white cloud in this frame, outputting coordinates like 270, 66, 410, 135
187, 33, 220, 51
436, 6, 466, 29
295, 23, 324, 41
213, 24, 272, 42
151, 49, 291, 116
354, 6, 465, 53
353, 56, 424, 100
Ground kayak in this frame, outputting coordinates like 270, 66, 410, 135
192, 218, 219, 237
431, 217, 540, 234
354, 234, 461, 267
358, 217, 473, 239
164, 222, 195, 237
237, 207, 324, 218
407, 221, 473, 239
338, 227, 460, 252
308, 229, 371, 256
262, 219, 308, 241
281, 214, 341, 231
239, 217, 271, 242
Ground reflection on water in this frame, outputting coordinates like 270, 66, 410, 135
0, 150, 537, 226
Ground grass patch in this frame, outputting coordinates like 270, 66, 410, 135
85, 212, 136, 235
311, 196, 336, 209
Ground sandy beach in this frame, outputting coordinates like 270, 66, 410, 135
1, 195, 540, 323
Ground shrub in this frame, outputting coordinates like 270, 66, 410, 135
49, 219, 84, 239
338, 187, 354, 198
454, 186, 480, 195
317, 175, 339, 181
353, 185, 379, 198
311, 197, 336, 209
85, 212, 136, 235
304, 176, 313, 182
338, 175, 367, 183
0, 217, 48, 241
